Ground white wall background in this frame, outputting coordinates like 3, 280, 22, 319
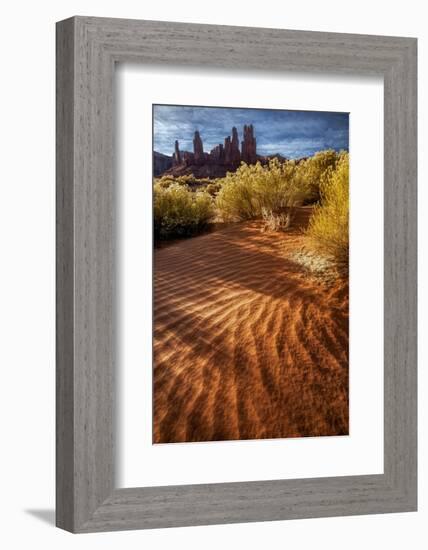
0, 1, 425, 548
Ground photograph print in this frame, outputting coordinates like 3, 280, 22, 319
152, 104, 349, 444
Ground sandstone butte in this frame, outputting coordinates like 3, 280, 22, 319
153, 125, 286, 178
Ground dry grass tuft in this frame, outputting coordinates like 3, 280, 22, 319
261, 207, 292, 232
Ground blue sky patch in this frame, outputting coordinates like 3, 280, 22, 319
153, 104, 349, 159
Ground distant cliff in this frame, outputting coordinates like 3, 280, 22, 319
153, 151, 173, 176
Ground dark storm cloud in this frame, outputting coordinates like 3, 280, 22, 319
153, 104, 349, 159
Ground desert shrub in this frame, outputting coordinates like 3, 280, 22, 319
193, 178, 212, 187
261, 207, 292, 232
156, 175, 214, 190
205, 182, 222, 196
155, 177, 174, 189
174, 175, 196, 186
306, 152, 349, 266
153, 182, 214, 239
215, 159, 307, 221
173, 175, 213, 187
294, 150, 342, 204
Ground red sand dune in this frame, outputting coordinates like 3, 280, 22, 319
153, 207, 349, 444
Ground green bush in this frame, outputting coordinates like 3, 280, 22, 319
153, 182, 214, 239
306, 152, 349, 266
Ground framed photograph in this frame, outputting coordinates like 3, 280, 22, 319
56, 16, 417, 532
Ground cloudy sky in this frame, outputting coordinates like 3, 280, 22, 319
153, 104, 349, 159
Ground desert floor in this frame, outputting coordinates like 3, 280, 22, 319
153, 207, 349, 444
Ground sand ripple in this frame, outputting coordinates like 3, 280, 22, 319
153, 207, 349, 443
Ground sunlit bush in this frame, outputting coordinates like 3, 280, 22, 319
205, 182, 222, 196
155, 177, 174, 189
306, 152, 349, 266
215, 159, 307, 221
294, 150, 342, 204
215, 151, 345, 224
154, 175, 213, 190
154, 183, 214, 239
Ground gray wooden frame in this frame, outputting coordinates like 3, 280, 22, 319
56, 16, 417, 533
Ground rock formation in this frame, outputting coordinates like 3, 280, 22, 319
224, 136, 232, 164
157, 125, 262, 178
241, 124, 257, 165
153, 151, 173, 176
172, 140, 181, 166
184, 151, 195, 165
193, 131, 205, 165
210, 143, 225, 164
230, 127, 241, 164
